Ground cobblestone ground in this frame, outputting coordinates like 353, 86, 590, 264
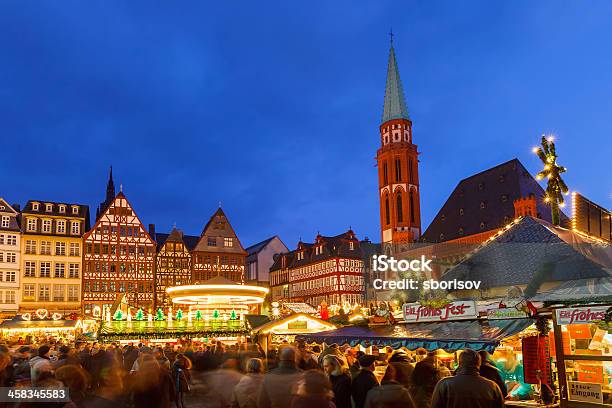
182, 369, 244, 408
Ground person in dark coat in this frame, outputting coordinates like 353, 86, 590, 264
131, 354, 175, 408
478, 350, 507, 397
431, 349, 504, 408
258, 346, 303, 408
172, 354, 192, 408
351, 355, 379, 408
364, 364, 416, 408
291, 369, 336, 408
323, 355, 351, 408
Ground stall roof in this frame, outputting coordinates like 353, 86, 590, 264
254, 313, 336, 335
98, 320, 248, 340
296, 318, 533, 353
0, 320, 79, 329
529, 277, 612, 303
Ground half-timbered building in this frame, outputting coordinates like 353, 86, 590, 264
82, 191, 156, 316
154, 227, 195, 307
270, 230, 366, 306
192, 208, 246, 284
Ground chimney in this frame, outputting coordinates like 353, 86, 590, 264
148, 223, 156, 238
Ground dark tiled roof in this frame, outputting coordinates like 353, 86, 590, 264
193, 207, 246, 254
421, 159, 569, 243
245, 236, 278, 255
441, 216, 611, 295
155, 231, 199, 252
0, 198, 20, 232
22, 200, 90, 219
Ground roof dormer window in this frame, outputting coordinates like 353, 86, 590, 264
71, 206, 79, 215
59, 205, 66, 213
32, 203, 39, 211
349, 241, 355, 250
45, 203, 53, 212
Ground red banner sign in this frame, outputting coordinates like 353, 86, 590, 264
402, 301, 477, 322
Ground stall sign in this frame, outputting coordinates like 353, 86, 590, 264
577, 362, 604, 384
486, 308, 528, 320
555, 306, 607, 325
403, 301, 477, 322
568, 381, 603, 404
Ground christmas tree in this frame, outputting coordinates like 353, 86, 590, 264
176, 309, 183, 321
113, 309, 124, 321
195, 310, 203, 321
155, 308, 165, 321
212, 309, 220, 319
230, 310, 237, 320
135, 308, 144, 321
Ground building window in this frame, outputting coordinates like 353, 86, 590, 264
208, 237, 216, 246
40, 262, 51, 278
383, 162, 388, 185
69, 263, 79, 278
24, 261, 36, 277
68, 285, 79, 301
410, 191, 416, 223
70, 222, 80, 235
23, 284, 35, 299
480, 201, 486, 209
478, 182, 485, 190
40, 241, 51, 255
396, 193, 403, 223
385, 196, 390, 225
45, 203, 53, 212
439, 233, 445, 241
38, 284, 50, 301
54, 263, 65, 278
459, 208, 464, 216
1, 216, 9, 228
440, 214, 446, 222
5, 271, 15, 282
55, 242, 66, 256
5, 291, 15, 304
349, 241, 354, 250
42, 219, 52, 233
6, 253, 16, 263
0, 235, 3, 245
59, 205, 66, 213
6, 235, 16, 245
224, 237, 233, 247
480, 221, 486, 230
395, 158, 402, 182
26, 218, 37, 232
32, 203, 39, 211
25, 240, 36, 254
53, 285, 65, 302
57, 220, 66, 234
501, 194, 509, 203
69, 243, 80, 256
71, 206, 79, 214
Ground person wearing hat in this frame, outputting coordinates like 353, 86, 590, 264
351, 354, 379, 408
29, 345, 53, 386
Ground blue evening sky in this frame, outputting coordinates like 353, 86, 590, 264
1, 1, 610, 248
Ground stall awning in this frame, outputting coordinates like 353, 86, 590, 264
98, 320, 248, 340
296, 318, 534, 353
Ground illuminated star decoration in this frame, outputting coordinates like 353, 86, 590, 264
532, 134, 569, 226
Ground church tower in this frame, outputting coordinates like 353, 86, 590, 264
377, 37, 421, 244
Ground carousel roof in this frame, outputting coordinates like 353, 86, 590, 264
296, 318, 534, 353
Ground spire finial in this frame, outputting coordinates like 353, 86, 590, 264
120, 184, 123, 193
389, 29, 394, 46
109, 165, 113, 181
218, 201, 222, 208
173, 222, 176, 229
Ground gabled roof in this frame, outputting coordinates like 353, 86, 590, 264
193, 208, 246, 254
382, 44, 410, 123
0, 198, 20, 232
246, 236, 279, 255
441, 216, 611, 296
422, 158, 569, 243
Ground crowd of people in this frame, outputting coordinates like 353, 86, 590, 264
0, 338, 519, 408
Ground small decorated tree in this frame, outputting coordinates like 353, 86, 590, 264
135, 308, 144, 321
230, 310, 237, 320
195, 310, 203, 321
155, 308, 165, 321
113, 309, 124, 321
176, 309, 183, 321
212, 310, 220, 319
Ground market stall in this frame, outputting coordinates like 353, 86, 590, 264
0, 318, 88, 343
250, 313, 336, 353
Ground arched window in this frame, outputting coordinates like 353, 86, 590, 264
409, 191, 416, 223
385, 196, 390, 225
396, 193, 403, 222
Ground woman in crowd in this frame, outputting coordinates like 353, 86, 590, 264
322, 354, 352, 408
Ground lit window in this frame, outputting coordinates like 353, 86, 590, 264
27, 218, 37, 232
40, 241, 51, 255
23, 284, 35, 299
54, 263, 65, 278
224, 237, 233, 247
42, 219, 52, 233
40, 262, 51, 278
57, 220, 66, 234
55, 242, 66, 256
68, 285, 79, 301
32, 203, 39, 211
53, 284, 65, 301
7, 235, 16, 245
45, 203, 53, 212
24, 262, 36, 277
71, 222, 80, 235
38, 284, 50, 301
5, 290, 15, 303
1, 216, 9, 228
69, 243, 80, 256
5, 271, 15, 282
71, 206, 79, 214
349, 242, 354, 250
6, 253, 16, 263
59, 205, 66, 213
